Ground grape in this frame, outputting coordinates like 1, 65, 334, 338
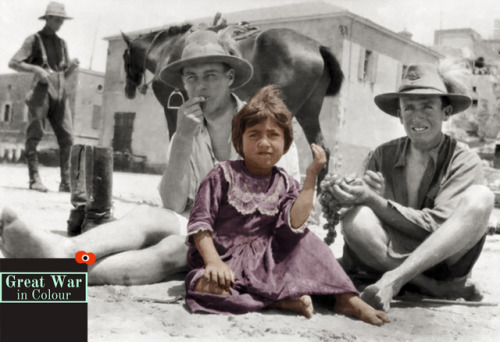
319, 171, 346, 245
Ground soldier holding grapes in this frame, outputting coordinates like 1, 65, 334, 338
324, 63, 494, 312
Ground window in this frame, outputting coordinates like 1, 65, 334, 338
358, 48, 378, 83
91, 105, 102, 130
2, 103, 12, 122
363, 50, 372, 80
113, 112, 136, 152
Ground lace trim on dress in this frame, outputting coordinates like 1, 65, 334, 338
220, 161, 289, 216
286, 208, 310, 234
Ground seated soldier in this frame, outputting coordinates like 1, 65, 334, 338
330, 63, 494, 311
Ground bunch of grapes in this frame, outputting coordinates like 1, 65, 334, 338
319, 172, 344, 245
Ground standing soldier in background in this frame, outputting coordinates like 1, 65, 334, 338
9, 2, 79, 192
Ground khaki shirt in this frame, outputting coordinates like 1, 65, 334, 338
366, 134, 484, 257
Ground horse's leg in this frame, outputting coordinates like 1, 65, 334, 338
294, 69, 331, 192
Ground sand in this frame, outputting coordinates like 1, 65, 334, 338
1, 163, 499, 342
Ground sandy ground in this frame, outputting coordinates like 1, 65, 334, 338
1, 163, 499, 342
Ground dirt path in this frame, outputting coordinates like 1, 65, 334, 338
1, 163, 499, 342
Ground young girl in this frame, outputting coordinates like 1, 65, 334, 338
184, 85, 389, 326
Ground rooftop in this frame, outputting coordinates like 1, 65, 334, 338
105, 1, 347, 40
105, 1, 439, 58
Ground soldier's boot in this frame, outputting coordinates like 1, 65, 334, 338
59, 144, 72, 192
81, 146, 115, 233
66, 145, 88, 237
26, 151, 48, 193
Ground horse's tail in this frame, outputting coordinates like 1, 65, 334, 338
320, 45, 344, 96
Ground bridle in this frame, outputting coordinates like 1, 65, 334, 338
125, 28, 170, 95
126, 28, 187, 108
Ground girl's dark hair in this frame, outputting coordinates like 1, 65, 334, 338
232, 85, 293, 157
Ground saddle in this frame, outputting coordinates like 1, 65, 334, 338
218, 22, 260, 41
207, 12, 261, 41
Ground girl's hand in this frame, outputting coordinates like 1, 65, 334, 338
306, 144, 327, 176
204, 260, 235, 289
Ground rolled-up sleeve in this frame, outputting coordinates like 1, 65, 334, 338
10, 35, 35, 64
385, 148, 484, 232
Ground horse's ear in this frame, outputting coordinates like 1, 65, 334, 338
213, 12, 222, 26
121, 31, 132, 46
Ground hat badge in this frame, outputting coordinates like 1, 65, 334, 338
407, 69, 420, 81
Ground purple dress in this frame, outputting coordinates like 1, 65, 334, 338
185, 160, 358, 314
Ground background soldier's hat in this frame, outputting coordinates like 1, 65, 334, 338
39, 2, 73, 20
374, 63, 472, 116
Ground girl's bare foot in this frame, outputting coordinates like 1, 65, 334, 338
334, 293, 390, 326
269, 295, 314, 319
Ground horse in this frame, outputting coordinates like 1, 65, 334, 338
122, 22, 344, 186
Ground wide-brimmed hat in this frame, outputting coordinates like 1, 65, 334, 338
374, 63, 471, 116
159, 30, 253, 90
39, 2, 73, 20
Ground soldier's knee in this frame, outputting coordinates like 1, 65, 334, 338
341, 205, 377, 237
155, 235, 188, 270
461, 185, 494, 217
132, 204, 165, 219
130, 205, 182, 235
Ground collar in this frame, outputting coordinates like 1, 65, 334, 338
199, 92, 245, 161
395, 134, 445, 168
395, 138, 409, 167
232, 93, 246, 111
40, 26, 56, 36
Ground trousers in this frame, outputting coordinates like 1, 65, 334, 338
25, 71, 73, 154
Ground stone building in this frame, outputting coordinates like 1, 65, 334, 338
0, 68, 104, 162
100, 1, 441, 175
434, 28, 500, 143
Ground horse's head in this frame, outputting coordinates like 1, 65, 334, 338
122, 32, 144, 99
121, 24, 194, 99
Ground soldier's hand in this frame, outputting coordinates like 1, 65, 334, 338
363, 170, 385, 195
176, 96, 206, 136
69, 58, 80, 67
334, 178, 380, 206
34, 66, 50, 84
65, 59, 80, 76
